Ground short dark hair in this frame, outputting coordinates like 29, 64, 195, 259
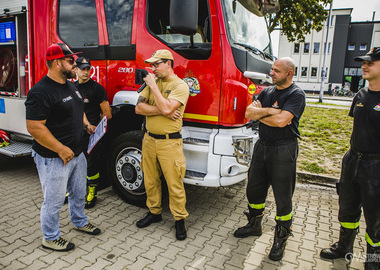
162, 59, 174, 68
46, 60, 54, 68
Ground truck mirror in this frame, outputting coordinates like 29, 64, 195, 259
169, 0, 198, 35
236, 0, 280, 17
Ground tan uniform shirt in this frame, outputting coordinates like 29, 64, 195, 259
140, 75, 189, 134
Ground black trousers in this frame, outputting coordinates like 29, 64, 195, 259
246, 139, 298, 229
338, 150, 380, 247
82, 134, 101, 181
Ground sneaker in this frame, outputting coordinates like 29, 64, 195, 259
85, 185, 97, 209
75, 223, 101, 235
42, 237, 75, 251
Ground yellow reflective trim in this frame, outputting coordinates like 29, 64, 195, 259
249, 203, 265, 210
276, 211, 293, 221
87, 173, 100, 180
365, 232, 380, 247
183, 113, 218, 122
340, 221, 360, 229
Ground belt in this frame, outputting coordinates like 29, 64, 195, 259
147, 131, 182, 139
350, 149, 380, 160
259, 138, 297, 146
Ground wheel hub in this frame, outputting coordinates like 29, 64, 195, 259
115, 150, 143, 192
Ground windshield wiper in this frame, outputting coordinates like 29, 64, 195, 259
234, 42, 273, 60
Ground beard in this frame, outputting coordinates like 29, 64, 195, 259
62, 68, 76, 79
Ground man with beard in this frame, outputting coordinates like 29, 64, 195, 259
25, 43, 101, 252
234, 57, 305, 261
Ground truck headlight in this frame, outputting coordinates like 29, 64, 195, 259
232, 136, 253, 166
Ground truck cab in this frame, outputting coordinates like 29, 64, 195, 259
0, 0, 279, 204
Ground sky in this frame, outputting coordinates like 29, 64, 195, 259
271, 0, 380, 56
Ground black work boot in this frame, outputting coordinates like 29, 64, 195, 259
365, 243, 380, 270
175, 219, 187, 240
234, 212, 263, 238
136, 212, 163, 228
269, 225, 292, 261
85, 182, 97, 209
320, 227, 358, 260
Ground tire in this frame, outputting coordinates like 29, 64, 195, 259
108, 131, 146, 206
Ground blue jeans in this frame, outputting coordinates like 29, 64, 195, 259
33, 151, 88, 241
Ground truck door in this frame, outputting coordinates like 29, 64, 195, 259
102, 0, 136, 103
57, 0, 107, 90
137, 0, 222, 126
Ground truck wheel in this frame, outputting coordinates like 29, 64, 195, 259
109, 131, 146, 206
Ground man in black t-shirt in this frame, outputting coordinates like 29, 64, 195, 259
74, 57, 111, 208
25, 43, 101, 252
320, 48, 380, 269
234, 57, 306, 261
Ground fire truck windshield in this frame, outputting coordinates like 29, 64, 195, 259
222, 0, 272, 56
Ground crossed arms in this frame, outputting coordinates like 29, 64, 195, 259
245, 100, 294, 128
135, 74, 181, 120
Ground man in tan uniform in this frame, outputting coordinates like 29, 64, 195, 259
135, 49, 189, 240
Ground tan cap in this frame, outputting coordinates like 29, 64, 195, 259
145, 49, 174, 63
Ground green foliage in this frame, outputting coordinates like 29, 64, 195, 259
267, 0, 332, 42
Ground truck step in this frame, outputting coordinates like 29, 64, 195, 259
185, 170, 206, 180
0, 140, 32, 157
183, 137, 209, 145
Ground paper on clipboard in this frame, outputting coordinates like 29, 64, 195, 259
87, 116, 107, 154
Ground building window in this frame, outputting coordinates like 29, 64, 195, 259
294, 67, 298, 76
328, 42, 331, 54
313, 42, 320, 54
360, 43, 367, 51
304, 43, 310, 54
301, 67, 308, 77
311, 67, 318, 77
294, 43, 300, 54
348, 43, 355, 51
349, 68, 357, 76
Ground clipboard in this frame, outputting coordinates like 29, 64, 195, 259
87, 115, 107, 154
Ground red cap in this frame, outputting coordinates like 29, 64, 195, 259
46, 43, 81, 61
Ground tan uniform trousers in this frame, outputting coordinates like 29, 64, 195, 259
141, 133, 189, 220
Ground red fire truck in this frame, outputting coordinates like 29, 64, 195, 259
0, 0, 279, 204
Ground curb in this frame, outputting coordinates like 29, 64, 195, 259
296, 171, 338, 188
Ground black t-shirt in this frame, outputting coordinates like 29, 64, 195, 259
25, 76, 84, 158
74, 79, 108, 126
349, 87, 380, 154
257, 83, 306, 142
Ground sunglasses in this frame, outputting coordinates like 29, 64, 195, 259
60, 57, 75, 65
150, 60, 167, 68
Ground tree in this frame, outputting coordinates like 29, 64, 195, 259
267, 0, 333, 42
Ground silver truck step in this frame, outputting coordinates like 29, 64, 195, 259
0, 140, 32, 157
183, 137, 209, 146
185, 170, 206, 180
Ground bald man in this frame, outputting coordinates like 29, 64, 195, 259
234, 58, 306, 261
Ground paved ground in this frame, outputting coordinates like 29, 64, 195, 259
0, 156, 367, 270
